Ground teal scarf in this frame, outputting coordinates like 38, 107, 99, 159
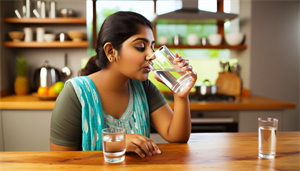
67, 76, 149, 151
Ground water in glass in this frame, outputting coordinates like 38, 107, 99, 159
153, 69, 193, 93
103, 133, 126, 163
259, 126, 277, 159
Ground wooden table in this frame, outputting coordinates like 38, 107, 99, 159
1, 132, 299, 171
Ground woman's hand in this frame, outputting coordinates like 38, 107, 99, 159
154, 52, 197, 98
125, 134, 161, 158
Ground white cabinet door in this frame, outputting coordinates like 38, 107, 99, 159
2, 110, 52, 151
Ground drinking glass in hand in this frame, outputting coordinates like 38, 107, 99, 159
102, 127, 126, 163
258, 117, 278, 159
148, 45, 193, 93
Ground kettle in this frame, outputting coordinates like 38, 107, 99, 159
33, 60, 61, 90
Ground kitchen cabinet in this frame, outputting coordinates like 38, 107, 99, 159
1, 110, 52, 151
0, 109, 167, 151
3, 17, 88, 48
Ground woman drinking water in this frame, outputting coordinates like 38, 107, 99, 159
50, 11, 197, 158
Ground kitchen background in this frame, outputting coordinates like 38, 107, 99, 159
0, 0, 299, 150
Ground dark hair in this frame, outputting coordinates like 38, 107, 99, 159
79, 11, 153, 76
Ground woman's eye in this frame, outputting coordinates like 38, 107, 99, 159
135, 47, 145, 52
151, 44, 155, 52
135, 43, 145, 52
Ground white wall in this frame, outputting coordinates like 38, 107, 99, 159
250, 1, 300, 131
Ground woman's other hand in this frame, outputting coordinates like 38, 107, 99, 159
125, 134, 161, 158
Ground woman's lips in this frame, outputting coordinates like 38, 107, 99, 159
144, 66, 151, 72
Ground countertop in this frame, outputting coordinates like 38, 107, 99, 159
0, 94, 296, 110
0, 132, 299, 171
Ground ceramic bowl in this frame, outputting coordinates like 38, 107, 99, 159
8, 31, 24, 42
187, 34, 199, 46
67, 31, 86, 42
60, 8, 74, 17
209, 34, 222, 46
43, 34, 56, 42
158, 36, 169, 45
225, 33, 245, 46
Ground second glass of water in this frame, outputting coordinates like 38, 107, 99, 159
102, 127, 126, 163
258, 117, 278, 159
148, 45, 193, 93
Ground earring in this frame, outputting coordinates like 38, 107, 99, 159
110, 57, 113, 61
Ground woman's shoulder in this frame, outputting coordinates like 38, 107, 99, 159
67, 76, 90, 84
142, 79, 157, 91
60, 80, 79, 102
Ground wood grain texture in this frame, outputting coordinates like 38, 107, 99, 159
0, 94, 296, 110
4, 41, 88, 48
0, 132, 299, 171
0, 94, 55, 110
0, 88, 14, 97
4, 17, 86, 24
168, 95, 296, 110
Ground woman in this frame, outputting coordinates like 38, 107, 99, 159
50, 11, 197, 158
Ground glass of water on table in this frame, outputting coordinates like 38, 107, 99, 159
258, 117, 278, 159
148, 45, 193, 93
102, 127, 126, 163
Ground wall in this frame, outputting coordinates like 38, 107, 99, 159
250, 1, 300, 131
0, 1, 15, 151
0, 1, 15, 92
234, 0, 251, 89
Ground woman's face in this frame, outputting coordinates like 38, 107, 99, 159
115, 25, 155, 81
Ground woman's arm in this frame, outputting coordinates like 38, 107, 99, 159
151, 52, 197, 143
150, 98, 191, 143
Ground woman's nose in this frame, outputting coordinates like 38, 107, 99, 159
146, 50, 155, 61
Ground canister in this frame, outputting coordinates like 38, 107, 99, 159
36, 27, 45, 42
24, 27, 33, 42
49, 1, 56, 19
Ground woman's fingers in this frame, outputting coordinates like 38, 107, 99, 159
134, 146, 146, 158
126, 134, 161, 158
144, 137, 162, 155
188, 71, 198, 92
131, 137, 153, 157
147, 138, 161, 154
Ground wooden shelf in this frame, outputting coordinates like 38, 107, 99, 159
154, 44, 247, 50
4, 17, 86, 24
4, 41, 88, 48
